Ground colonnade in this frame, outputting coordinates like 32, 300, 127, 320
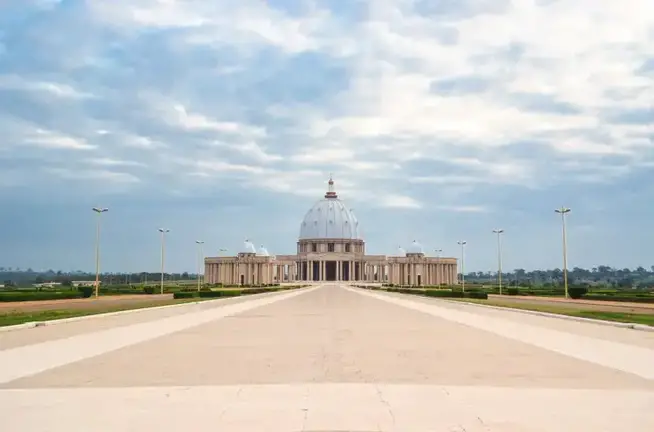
205, 261, 293, 285
205, 258, 458, 286
296, 259, 457, 285
384, 262, 457, 286
297, 259, 361, 281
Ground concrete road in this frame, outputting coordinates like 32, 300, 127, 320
1, 284, 653, 431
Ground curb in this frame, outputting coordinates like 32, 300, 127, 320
0, 289, 301, 333
440, 298, 654, 332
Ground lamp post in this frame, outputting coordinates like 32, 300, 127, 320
92, 207, 109, 298
555, 207, 571, 299
93, 207, 109, 298
195, 240, 205, 292
158, 228, 170, 294
434, 249, 442, 288
457, 241, 467, 292
492, 229, 504, 295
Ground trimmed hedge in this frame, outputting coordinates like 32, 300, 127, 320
582, 294, 654, 303
425, 290, 464, 298
143, 286, 156, 294
568, 287, 588, 299
173, 292, 197, 299
79, 286, 94, 298
0, 291, 82, 302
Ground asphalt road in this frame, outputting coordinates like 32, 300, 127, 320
1, 284, 653, 431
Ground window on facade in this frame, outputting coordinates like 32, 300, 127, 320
345, 243, 351, 252
312, 243, 317, 252
328, 243, 335, 252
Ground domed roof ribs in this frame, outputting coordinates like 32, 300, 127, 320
324, 174, 338, 198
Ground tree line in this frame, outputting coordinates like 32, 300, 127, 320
2, 265, 654, 289
464, 265, 654, 289
0, 269, 197, 288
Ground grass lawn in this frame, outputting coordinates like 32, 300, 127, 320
449, 298, 654, 327
0, 298, 212, 327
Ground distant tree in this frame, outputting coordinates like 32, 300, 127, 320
617, 277, 634, 288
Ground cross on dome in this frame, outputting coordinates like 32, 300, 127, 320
324, 174, 338, 198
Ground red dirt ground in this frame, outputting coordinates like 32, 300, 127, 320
0, 294, 175, 313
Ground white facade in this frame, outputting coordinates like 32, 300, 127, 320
205, 177, 458, 286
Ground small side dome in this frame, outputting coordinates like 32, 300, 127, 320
243, 239, 257, 253
397, 245, 406, 256
408, 240, 424, 254
257, 245, 270, 256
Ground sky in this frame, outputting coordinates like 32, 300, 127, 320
0, 0, 652, 274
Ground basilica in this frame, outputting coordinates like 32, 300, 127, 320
204, 177, 458, 286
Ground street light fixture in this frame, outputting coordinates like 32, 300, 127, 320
158, 228, 170, 294
195, 240, 205, 292
457, 241, 467, 292
434, 249, 443, 288
92, 207, 109, 298
492, 229, 504, 295
555, 207, 571, 299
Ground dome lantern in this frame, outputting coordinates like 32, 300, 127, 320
324, 174, 337, 199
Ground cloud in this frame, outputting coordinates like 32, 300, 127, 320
435, 205, 489, 213
25, 129, 96, 150
86, 157, 146, 167
46, 167, 139, 183
171, 104, 267, 137
1, 0, 654, 271
0, 75, 93, 99
379, 194, 422, 209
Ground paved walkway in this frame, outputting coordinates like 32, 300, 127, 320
1, 284, 653, 431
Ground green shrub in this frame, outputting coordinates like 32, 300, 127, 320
582, 295, 654, 303
198, 289, 243, 298
0, 291, 82, 302
568, 287, 588, 299
465, 291, 488, 299
246, 287, 274, 294
79, 286, 94, 298
507, 288, 519, 295
174, 292, 197, 299
424, 290, 464, 298
198, 290, 222, 298
143, 286, 155, 294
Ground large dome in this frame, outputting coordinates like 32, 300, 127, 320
298, 177, 362, 240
